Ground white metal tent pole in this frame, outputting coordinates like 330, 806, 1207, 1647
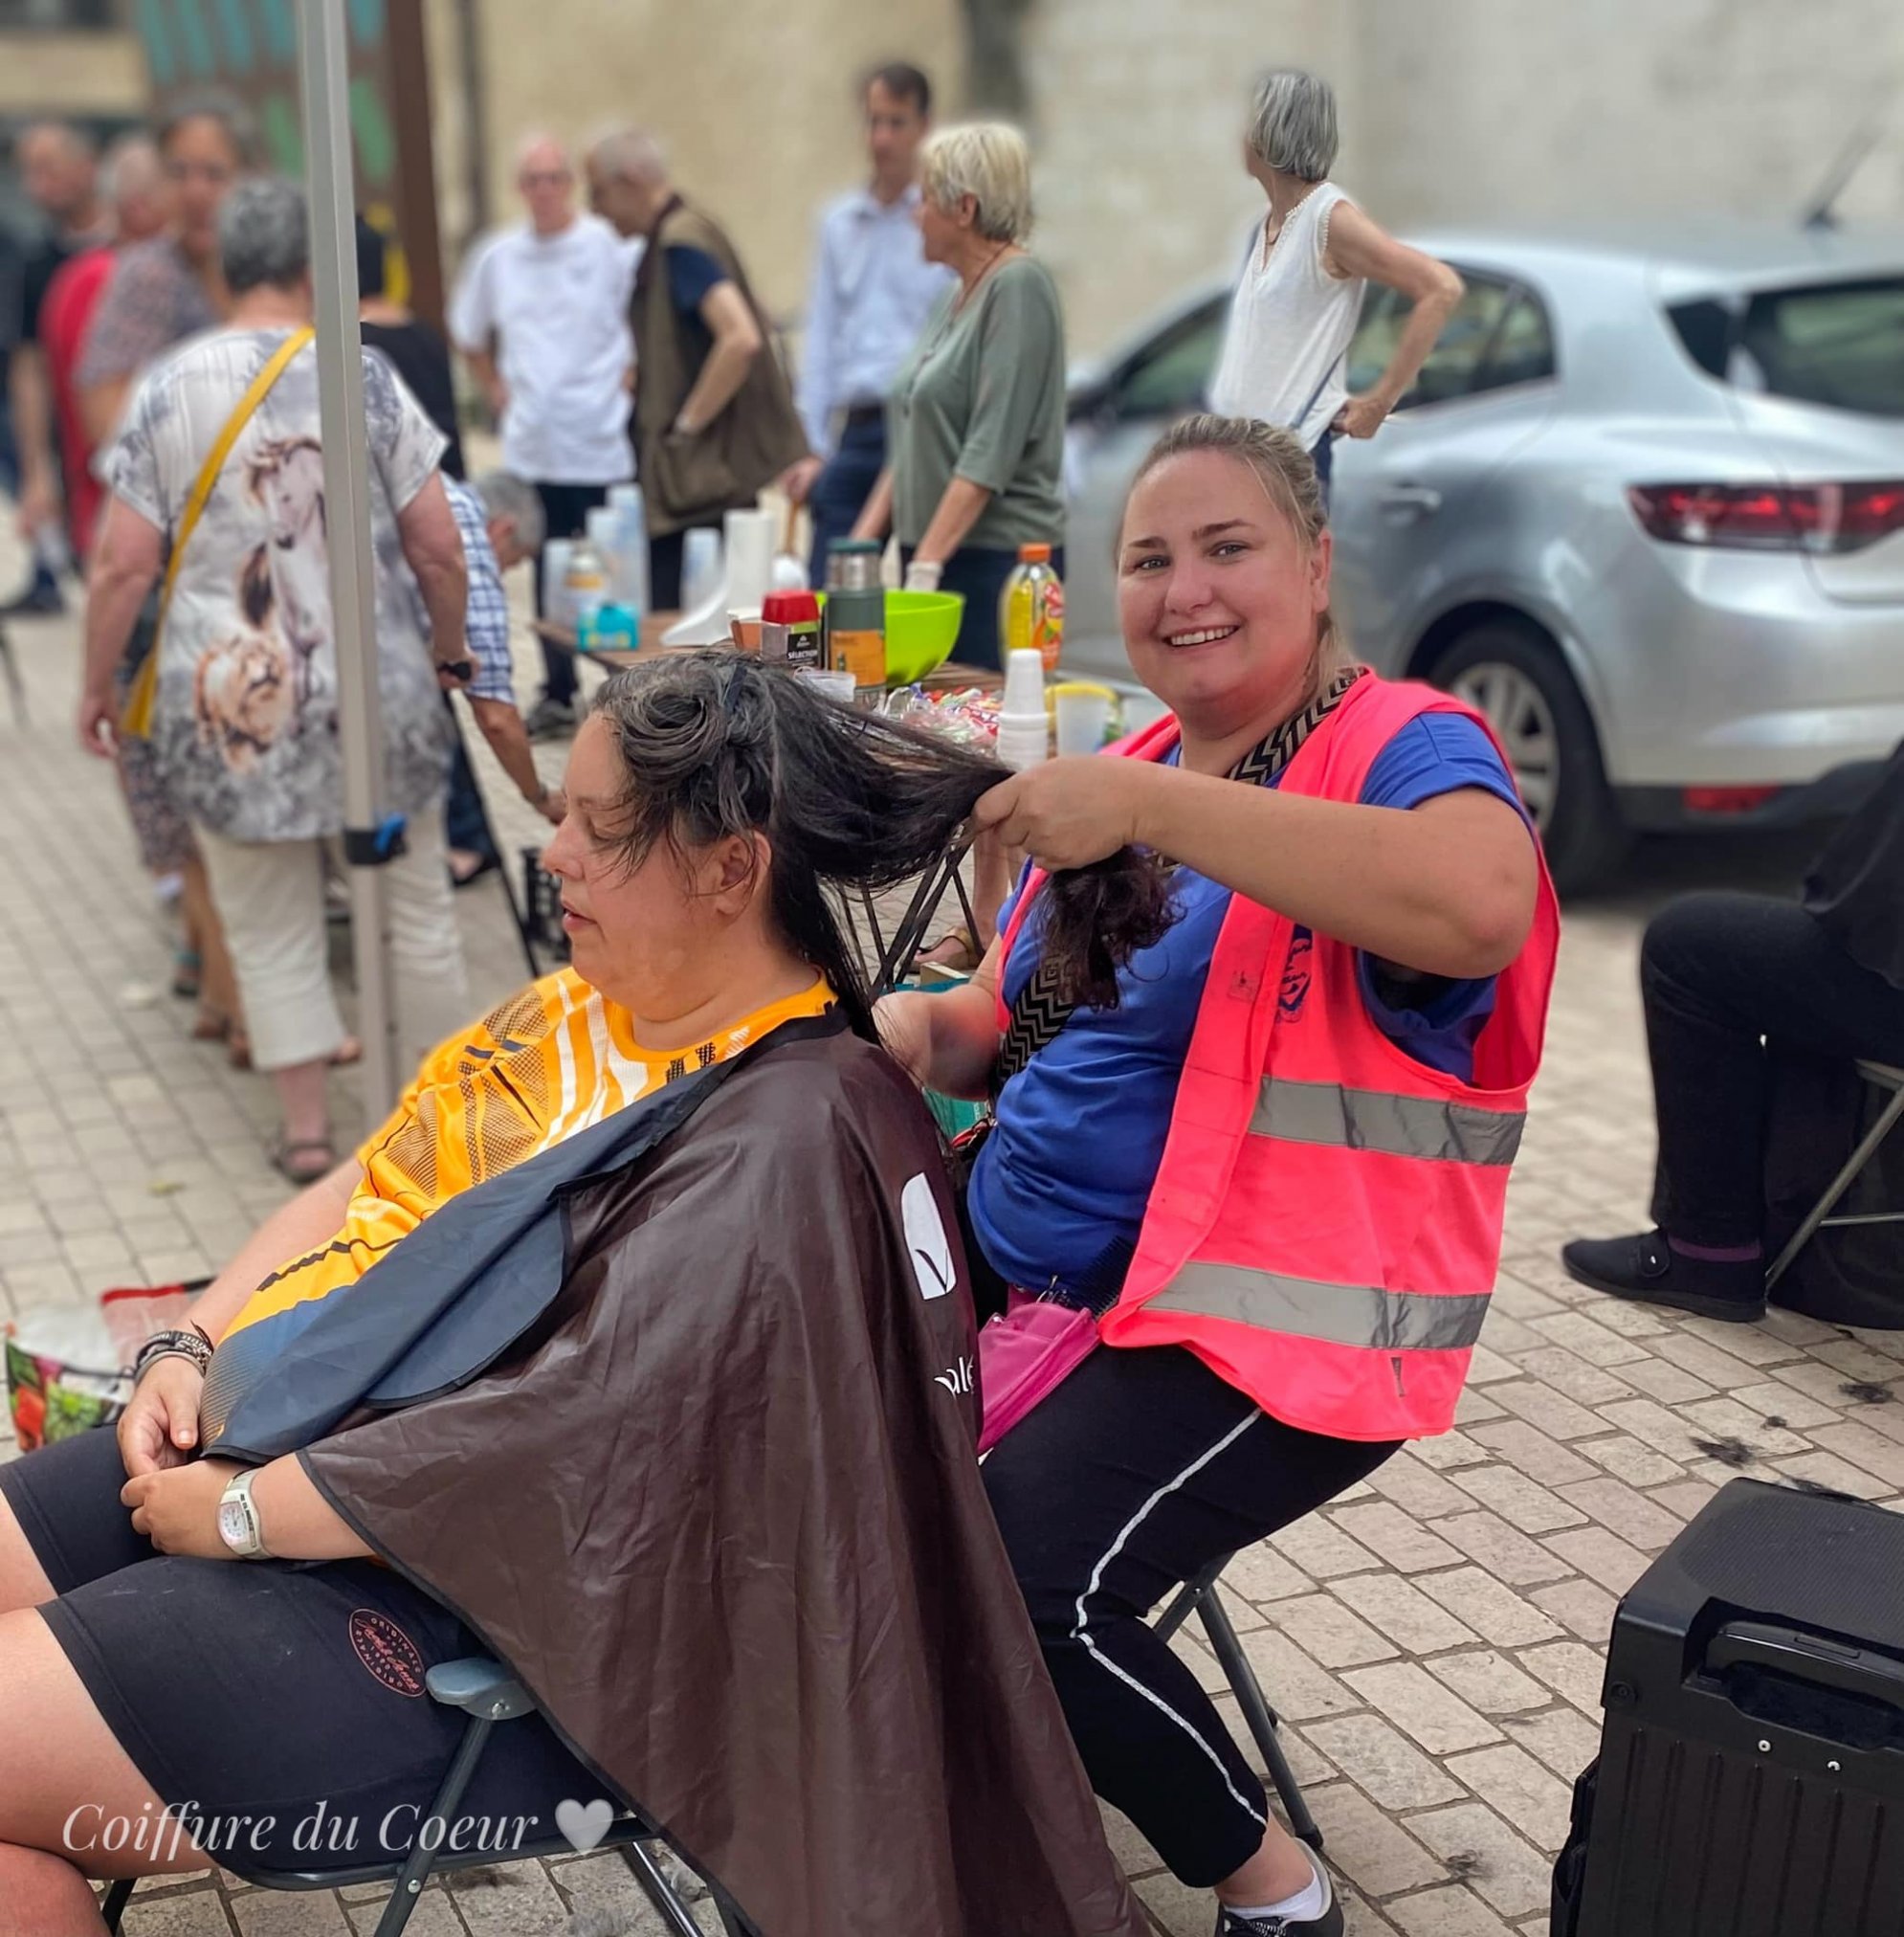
297, 0, 400, 1116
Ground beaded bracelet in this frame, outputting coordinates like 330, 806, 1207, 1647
131, 1325, 215, 1384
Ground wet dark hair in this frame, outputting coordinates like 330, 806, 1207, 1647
588, 653, 1172, 1036
864, 61, 932, 117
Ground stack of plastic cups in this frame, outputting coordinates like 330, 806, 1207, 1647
680, 528, 722, 613
542, 539, 575, 630
607, 483, 649, 618
996, 648, 1051, 772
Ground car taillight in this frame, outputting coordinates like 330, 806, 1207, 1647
1681, 785, 1782, 814
1629, 481, 1904, 553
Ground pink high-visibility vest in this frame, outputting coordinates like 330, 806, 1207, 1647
995, 676, 1561, 1440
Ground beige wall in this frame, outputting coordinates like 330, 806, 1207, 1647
426, 0, 964, 321
1021, 0, 1356, 359
1023, 0, 1904, 359
0, 29, 146, 117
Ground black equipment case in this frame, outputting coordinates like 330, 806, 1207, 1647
1563, 1478, 1904, 1936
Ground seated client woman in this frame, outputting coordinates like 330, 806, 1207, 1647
0, 656, 1151, 1937
878, 415, 1561, 1936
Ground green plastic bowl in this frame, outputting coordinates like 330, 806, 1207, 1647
883, 590, 966, 684
883, 585, 968, 685
811, 589, 967, 684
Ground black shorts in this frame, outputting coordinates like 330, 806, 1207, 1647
0, 1430, 603, 1878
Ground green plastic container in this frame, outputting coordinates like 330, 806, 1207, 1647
812, 590, 967, 685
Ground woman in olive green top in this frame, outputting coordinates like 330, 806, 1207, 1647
852, 122, 1067, 672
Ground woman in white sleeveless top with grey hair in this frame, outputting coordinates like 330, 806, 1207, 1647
1210, 69, 1462, 501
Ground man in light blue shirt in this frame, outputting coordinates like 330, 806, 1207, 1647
783, 62, 953, 582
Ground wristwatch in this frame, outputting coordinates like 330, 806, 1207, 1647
216, 1468, 274, 1560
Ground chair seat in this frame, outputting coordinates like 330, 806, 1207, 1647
426, 1655, 536, 1720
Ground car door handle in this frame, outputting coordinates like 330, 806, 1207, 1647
1380, 484, 1443, 517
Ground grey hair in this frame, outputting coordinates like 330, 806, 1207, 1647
157, 88, 261, 169
472, 469, 545, 552
919, 122, 1033, 243
589, 125, 667, 189
103, 133, 162, 204
219, 176, 309, 296
1246, 70, 1339, 182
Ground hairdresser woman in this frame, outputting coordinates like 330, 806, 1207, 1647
878, 414, 1559, 1937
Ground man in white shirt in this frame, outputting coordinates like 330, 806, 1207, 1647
781, 63, 952, 584
449, 134, 642, 736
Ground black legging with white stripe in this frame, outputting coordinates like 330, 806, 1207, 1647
984, 1345, 1396, 1885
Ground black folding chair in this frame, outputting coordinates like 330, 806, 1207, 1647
100, 1658, 757, 1937
1765, 1058, 1904, 1290
1153, 1556, 1323, 1850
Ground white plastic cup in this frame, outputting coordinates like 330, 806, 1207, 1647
1053, 686, 1114, 757
996, 714, 1051, 772
610, 486, 649, 615
680, 527, 722, 612
1001, 647, 1046, 719
798, 668, 857, 705
542, 540, 574, 629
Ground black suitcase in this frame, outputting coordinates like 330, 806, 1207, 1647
1569, 1478, 1904, 1936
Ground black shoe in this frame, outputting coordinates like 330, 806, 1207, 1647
1213, 1857, 1342, 1936
1561, 1229, 1765, 1323
3, 579, 63, 616
524, 696, 578, 740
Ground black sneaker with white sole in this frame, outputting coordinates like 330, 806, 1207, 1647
1211, 1852, 1342, 1936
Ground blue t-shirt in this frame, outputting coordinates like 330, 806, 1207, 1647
666, 244, 728, 318
968, 713, 1527, 1294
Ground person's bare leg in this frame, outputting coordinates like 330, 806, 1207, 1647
0, 1843, 101, 1937
0, 1492, 55, 1615
1215, 1820, 1317, 1908
270, 1058, 331, 1157
0, 1608, 210, 1937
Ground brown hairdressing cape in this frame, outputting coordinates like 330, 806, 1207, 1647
249, 1016, 1144, 1937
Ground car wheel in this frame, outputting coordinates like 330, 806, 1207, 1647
1426, 620, 1627, 895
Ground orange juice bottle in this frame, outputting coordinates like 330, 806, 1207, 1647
999, 543, 1064, 675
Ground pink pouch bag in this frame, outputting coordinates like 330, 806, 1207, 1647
977, 1289, 1099, 1454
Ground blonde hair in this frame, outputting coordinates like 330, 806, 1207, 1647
1123, 413, 1347, 673
919, 122, 1033, 243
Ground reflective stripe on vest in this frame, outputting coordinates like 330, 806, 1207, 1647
1251, 1077, 1523, 1168
1147, 1262, 1492, 1352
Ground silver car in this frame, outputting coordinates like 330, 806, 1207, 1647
1063, 223, 1904, 888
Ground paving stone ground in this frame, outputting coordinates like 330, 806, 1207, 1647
1, 598, 1893, 1937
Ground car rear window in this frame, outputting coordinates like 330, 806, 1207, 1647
1668, 278, 1904, 417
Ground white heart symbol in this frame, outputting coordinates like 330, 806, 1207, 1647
555, 1797, 615, 1853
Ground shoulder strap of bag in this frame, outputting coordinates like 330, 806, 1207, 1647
992, 665, 1364, 1090
1291, 349, 1346, 441
120, 325, 315, 739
